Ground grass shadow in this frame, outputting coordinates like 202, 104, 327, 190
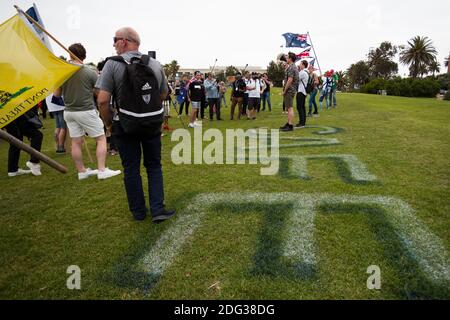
99, 191, 201, 294
213, 202, 317, 281
319, 203, 450, 299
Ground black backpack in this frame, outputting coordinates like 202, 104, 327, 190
107, 55, 163, 136
305, 75, 315, 94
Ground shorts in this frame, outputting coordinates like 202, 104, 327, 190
191, 101, 201, 109
64, 109, 105, 138
283, 94, 295, 109
248, 98, 260, 110
53, 110, 67, 129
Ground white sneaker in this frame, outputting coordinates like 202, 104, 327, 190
26, 161, 42, 176
8, 169, 32, 177
98, 168, 121, 180
188, 123, 195, 128
78, 168, 99, 181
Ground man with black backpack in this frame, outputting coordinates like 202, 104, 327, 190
97, 27, 176, 223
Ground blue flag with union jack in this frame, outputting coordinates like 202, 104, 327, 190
282, 33, 311, 48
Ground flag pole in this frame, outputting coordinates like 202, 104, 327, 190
307, 31, 323, 75
14, 5, 83, 64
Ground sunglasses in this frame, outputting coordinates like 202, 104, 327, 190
113, 37, 130, 44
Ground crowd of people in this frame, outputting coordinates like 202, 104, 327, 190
160, 71, 273, 128
159, 59, 338, 132
3, 33, 340, 224
279, 52, 339, 131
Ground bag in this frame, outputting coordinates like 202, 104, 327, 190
305, 75, 315, 94
107, 54, 163, 136
24, 110, 43, 129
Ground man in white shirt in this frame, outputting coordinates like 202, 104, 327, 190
246, 73, 261, 120
296, 60, 309, 128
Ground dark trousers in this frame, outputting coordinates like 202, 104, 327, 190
242, 93, 249, 115
180, 100, 190, 115
208, 98, 221, 120
5, 118, 43, 173
200, 96, 207, 119
116, 128, 165, 220
296, 93, 307, 126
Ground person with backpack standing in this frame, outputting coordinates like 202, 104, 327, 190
296, 60, 309, 128
307, 65, 320, 117
97, 27, 175, 223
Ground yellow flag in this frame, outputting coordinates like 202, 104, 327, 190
0, 15, 80, 128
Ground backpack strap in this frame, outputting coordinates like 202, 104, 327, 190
140, 54, 150, 65
106, 55, 126, 64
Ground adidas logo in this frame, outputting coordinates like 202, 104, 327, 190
142, 83, 152, 90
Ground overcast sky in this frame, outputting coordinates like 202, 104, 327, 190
1, 0, 449, 76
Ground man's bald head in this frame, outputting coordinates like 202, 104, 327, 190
116, 27, 141, 45
114, 27, 141, 54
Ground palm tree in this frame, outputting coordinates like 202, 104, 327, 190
445, 55, 449, 74
427, 59, 440, 77
400, 36, 437, 78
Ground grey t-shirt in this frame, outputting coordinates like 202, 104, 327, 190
62, 65, 98, 112
95, 51, 168, 107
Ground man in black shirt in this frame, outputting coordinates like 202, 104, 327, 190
188, 71, 205, 128
230, 73, 246, 120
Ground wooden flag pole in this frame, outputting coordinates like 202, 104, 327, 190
307, 31, 323, 76
14, 5, 83, 64
0, 130, 68, 174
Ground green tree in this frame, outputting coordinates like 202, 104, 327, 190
163, 60, 180, 80
267, 61, 285, 87
225, 66, 240, 77
367, 42, 399, 79
335, 71, 349, 91
400, 36, 438, 78
427, 59, 440, 77
215, 71, 226, 83
347, 61, 371, 89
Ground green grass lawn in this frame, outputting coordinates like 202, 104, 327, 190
0, 90, 449, 300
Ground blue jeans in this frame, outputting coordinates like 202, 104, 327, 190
329, 89, 337, 107
319, 89, 328, 110
308, 89, 318, 114
261, 91, 272, 111
116, 127, 165, 220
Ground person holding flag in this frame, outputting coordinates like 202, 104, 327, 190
5, 106, 43, 177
